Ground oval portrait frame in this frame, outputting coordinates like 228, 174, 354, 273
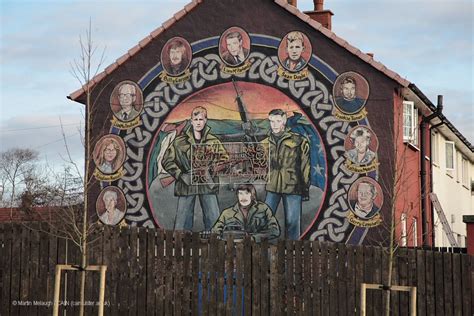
347, 177, 384, 220
96, 186, 127, 226
160, 36, 193, 77
92, 134, 126, 175
110, 80, 143, 122
277, 30, 312, 73
333, 71, 370, 115
344, 125, 379, 166
219, 26, 251, 67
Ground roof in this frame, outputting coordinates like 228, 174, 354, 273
68, 0, 410, 101
67, 0, 471, 154
0, 206, 60, 223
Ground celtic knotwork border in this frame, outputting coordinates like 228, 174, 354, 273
106, 34, 377, 242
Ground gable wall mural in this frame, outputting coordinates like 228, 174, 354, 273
85, 0, 401, 245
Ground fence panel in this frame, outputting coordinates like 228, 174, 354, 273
1, 223, 473, 316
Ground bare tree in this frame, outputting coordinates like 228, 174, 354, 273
0, 148, 39, 212
68, 18, 107, 316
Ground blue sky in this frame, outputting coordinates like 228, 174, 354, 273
1, 0, 472, 169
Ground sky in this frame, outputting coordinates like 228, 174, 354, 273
1, 0, 472, 171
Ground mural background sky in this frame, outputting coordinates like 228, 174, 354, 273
1, 0, 472, 172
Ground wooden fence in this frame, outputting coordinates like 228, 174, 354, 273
0, 223, 472, 315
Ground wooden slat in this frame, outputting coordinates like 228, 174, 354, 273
19, 226, 31, 315
225, 237, 235, 316
182, 232, 192, 316
424, 250, 435, 316
107, 228, 119, 315
191, 232, 200, 316
260, 240, 270, 316
10, 225, 22, 315
416, 249, 426, 316
320, 242, 329, 315
164, 230, 174, 316
173, 231, 183, 316
156, 229, 165, 316
302, 241, 312, 316
443, 252, 454, 315
433, 251, 445, 315
235, 241, 244, 316
328, 242, 338, 316
390, 248, 399, 316
145, 229, 156, 316
452, 253, 463, 316
117, 227, 130, 314
294, 240, 303, 314
137, 228, 147, 316
276, 240, 285, 315
252, 240, 261, 316
47, 229, 58, 311
371, 246, 382, 316
354, 244, 364, 316
398, 248, 408, 315
243, 236, 252, 316
208, 234, 218, 316
1, 224, 13, 316
311, 241, 321, 316
30, 225, 42, 316
285, 240, 295, 315
216, 238, 226, 316
346, 244, 356, 315
460, 254, 472, 316
363, 246, 374, 316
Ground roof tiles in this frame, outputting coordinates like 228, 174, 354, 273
69, 0, 410, 101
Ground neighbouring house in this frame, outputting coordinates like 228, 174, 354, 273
68, 0, 472, 247
430, 116, 474, 248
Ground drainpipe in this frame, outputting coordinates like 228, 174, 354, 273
420, 95, 443, 247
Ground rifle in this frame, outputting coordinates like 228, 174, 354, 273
232, 78, 259, 143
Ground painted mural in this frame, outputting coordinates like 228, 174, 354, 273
92, 27, 385, 244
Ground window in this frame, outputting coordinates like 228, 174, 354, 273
400, 213, 407, 247
412, 218, 418, 247
403, 101, 418, 145
462, 157, 469, 186
431, 132, 439, 165
445, 141, 455, 170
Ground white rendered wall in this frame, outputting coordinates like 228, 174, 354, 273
431, 131, 473, 248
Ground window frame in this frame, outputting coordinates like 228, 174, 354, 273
403, 101, 418, 146
445, 141, 455, 171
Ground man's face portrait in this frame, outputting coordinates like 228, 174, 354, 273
169, 46, 183, 66
191, 112, 207, 132
269, 114, 286, 134
118, 84, 136, 109
226, 36, 242, 57
341, 82, 356, 101
357, 182, 376, 208
238, 189, 252, 207
354, 135, 369, 155
286, 39, 304, 61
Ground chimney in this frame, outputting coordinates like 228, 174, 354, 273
304, 0, 334, 30
287, 0, 297, 6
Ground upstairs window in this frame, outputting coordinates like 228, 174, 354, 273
400, 213, 407, 247
403, 101, 418, 146
462, 157, 469, 187
445, 141, 455, 171
431, 132, 439, 165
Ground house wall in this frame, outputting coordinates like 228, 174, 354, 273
392, 92, 433, 247
80, 0, 420, 245
432, 130, 474, 247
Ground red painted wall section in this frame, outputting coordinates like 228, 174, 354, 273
467, 223, 474, 255
392, 90, 427, 247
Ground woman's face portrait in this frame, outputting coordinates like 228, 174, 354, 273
103, 142, 118, 162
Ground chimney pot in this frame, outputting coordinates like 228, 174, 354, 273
367, 53, 374, 58
314, 0, 324, 11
